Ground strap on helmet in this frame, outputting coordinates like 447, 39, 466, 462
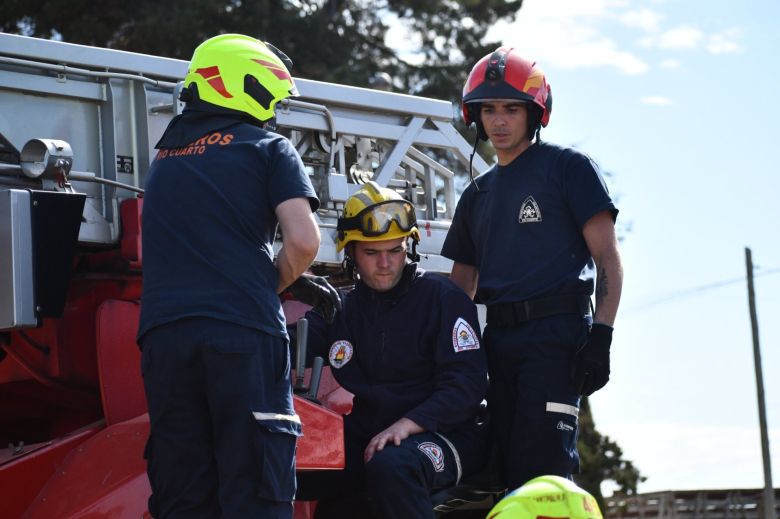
264, 41, 293, 71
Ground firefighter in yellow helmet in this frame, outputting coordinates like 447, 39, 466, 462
336, 181, 420, 259
181, 33, 298, 122
295, 181, 489, 518
139, 34, 337, 519
487, 475, 603, 519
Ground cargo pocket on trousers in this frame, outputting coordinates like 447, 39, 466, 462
544, 401, 580, 473
252, 411, 303, 502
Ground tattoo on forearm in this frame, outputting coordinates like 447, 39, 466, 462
596, 267, 609, 306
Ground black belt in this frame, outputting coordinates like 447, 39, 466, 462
486, 294, 591, 327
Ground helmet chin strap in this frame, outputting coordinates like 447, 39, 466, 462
342, 254, 356, 281
468, 137, 481, 193
179, 85, 195, 103
407, 238, 421, 263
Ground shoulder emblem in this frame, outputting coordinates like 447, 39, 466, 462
328, 340, 353, 369
418, 441, 445, 472
452, 317, 480, 352
519, 195, 542, 223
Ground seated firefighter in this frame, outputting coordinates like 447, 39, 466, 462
294, 182, 489, 518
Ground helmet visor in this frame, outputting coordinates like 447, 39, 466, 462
338, 200, 417, 237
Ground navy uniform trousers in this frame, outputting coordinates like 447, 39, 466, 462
485, 313, 589, 488
141, 317, 300, 519
296, 427, 485, 519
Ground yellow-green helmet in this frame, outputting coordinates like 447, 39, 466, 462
487, 476, 602, 519
184, 34, 298, 122
336, 181, 420, 252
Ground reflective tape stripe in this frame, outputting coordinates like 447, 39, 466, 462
252, 411, 301, 424
434, 432, 463, 485
546, 402, 579, 418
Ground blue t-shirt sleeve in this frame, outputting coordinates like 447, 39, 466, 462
561, 150, 618, 228
441, 185, 477, 266
267, 136, 320, 212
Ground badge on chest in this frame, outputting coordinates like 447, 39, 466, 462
519, 195, 542, 223
328, 340, 354, 369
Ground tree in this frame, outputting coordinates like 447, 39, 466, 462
576, 396, 646, 510
1, 0, 521, 102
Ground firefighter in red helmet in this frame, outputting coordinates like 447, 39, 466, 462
441, 47, 624, 488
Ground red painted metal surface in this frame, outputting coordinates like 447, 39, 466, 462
0, 423, 102, 519
2, 215, 345, 517
283, 299, 355, 417
11, 403, 341, 519
96, 300, 146, 425
294, 395, 345, 470
119, 198, 143, 269
22, 415, 150, 519
314, 367, 354, 416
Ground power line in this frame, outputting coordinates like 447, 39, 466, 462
627, 267, 780, 311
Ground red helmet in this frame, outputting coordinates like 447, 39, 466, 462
462, 47, 552, 130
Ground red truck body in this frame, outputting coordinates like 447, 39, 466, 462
0, 33, 485, 518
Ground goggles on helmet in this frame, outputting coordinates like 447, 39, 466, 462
337, 200, 417, 237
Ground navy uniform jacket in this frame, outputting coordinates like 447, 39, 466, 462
305, 263, 488, 441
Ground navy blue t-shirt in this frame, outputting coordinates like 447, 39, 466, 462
441, 142, 617, 305
138, 120, 318, 340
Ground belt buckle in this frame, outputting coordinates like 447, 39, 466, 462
513, 300, 532, 323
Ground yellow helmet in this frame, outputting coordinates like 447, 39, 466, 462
487, 476, 602, 519
184, 34, 298, 122
336, 181, 420, 252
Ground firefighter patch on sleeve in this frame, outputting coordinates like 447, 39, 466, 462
328, 340, 353, 369
452, 318, 479, 352
418, 441, 445, 472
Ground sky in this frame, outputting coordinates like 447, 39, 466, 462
391, 0, 780, 495
490, 0, 780, 495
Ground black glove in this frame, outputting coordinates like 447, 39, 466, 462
284, 274, 342, 324
572, 323, 613, 396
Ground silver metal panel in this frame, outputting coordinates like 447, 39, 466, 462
374, 116, 425, 186
431, 120, 492, 173
0, 34, 487, 274
0, 33, 187, 81
276, 110, 452, 148
0, 68, 105, 101
296, 78, 454, 120
0, 34, 454, 120
99, 79, 117, 225
0, 189, 36, 329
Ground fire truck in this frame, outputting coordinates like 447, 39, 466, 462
0, 33, 495, 518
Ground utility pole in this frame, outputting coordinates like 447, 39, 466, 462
745, 247, 777, 519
